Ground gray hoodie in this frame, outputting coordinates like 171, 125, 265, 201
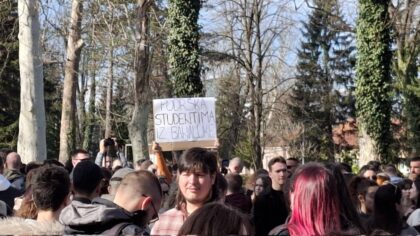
59, 197, 149, 235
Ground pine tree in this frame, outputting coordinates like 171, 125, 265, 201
288, 0, 355, 160
167, 0, 203, 97
331, 32, 356, 121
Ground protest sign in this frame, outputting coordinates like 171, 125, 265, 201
153, 97, 217, 150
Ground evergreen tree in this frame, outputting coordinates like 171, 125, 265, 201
288, 0, 355, 160
167, 0, 203, 97
356, 0, 392, 164
0, 0, 19, 149
331, 32, 356, 121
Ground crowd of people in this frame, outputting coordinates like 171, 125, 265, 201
0, 138, 420, 235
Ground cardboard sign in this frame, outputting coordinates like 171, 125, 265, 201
153, 97, 217, 150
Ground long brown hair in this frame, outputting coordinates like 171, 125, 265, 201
14, 166, 42, 219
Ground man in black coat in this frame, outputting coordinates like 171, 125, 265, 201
253, 157, 289, 235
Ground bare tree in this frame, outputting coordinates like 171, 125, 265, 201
203, 0, 294, 169
17, 0, 47, 163
103, 1, 116, 139
59, 0, 84, 163
128, 0, 152, 163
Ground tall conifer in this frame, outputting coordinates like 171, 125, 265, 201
288, 0, 355, 160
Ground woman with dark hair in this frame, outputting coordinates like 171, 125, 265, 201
14, 163, 43, 218
368, 184, 417, 235
358, 165, 377, 181
348, 176, 378, 222
178, 202, 253, 235
324, 163, 365, 234
270, 163, 342, 236
253, 175, 271, 199
406, 178, 420, 231
409, 178, 420, 210
245, 169, 269, 199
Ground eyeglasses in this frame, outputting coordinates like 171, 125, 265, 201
142, 194, 159, 223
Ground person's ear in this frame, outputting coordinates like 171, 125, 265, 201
95, 180, 104, 195
211, 174, 216, 185
139, 196, 152, 211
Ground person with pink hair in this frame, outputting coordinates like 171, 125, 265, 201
270, 163, 342, 236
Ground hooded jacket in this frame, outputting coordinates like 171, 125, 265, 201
0, 217, 64, 235
0, 175, 10, 191
3, 169, 25, 192
59, 197, 149, 235
0, 174, 22, 215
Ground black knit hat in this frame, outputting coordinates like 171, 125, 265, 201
72, 160, 103, 195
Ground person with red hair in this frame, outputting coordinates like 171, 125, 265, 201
270, 163, 342, 236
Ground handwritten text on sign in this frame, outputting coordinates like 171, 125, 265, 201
153, 98, 217, 142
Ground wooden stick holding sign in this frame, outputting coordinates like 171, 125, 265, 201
153, 97, 217, 151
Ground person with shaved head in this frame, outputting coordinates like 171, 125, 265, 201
60, 170, 162, 235
4, 152, 25, 193
228, 157, 244, 174
113, 171, 162, 223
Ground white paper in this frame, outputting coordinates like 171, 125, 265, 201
153, 97, 217, 142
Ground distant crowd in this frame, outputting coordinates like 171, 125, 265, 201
1, 138, 420, 235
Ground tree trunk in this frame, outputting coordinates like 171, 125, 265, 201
77, 56, 88, 147
355, 0, 392, 164
83, 70, 96, 151
358, 123, 379, 167
59, 0, 84, 163
82, 19, 97, 151
17, 0, 47, 163
105, 48, 113, 138
254, 0, 263, 170
128, 0, 151, 164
